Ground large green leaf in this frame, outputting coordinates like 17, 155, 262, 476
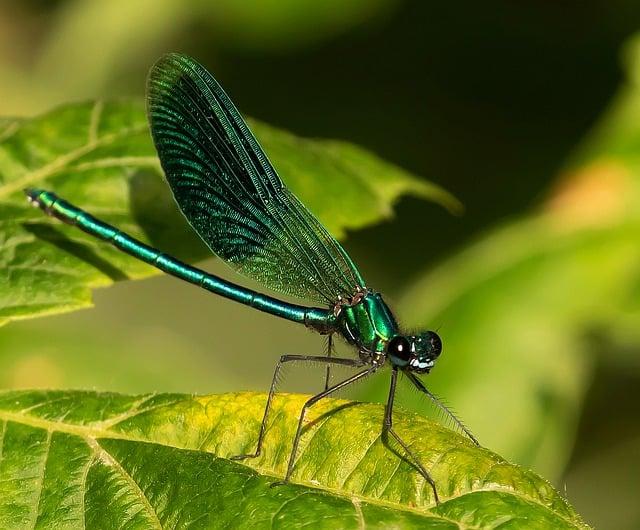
359, 36, 640, 483
0, 390, 588, 529
0, 100, 458, 327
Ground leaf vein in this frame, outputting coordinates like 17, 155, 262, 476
0, 122, 148, 199
79, 455, 95, 530
19, 395, 73, 415
96, 439, 164, 529
351, 496, 365, 530
96, 393, 158, 429
0, 120, 20, 143
269, 491, 309, 529
340, 429, 383, 489
88, 101, 104, 144
99, 396, 189, 429
30, 429, 52, 529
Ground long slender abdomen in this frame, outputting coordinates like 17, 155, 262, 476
24, 188, 335, 333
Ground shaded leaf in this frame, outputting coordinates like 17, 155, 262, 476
0, 100, 458, 327
360, 36, 640, 483
0, 390, 588, 529
393, 205, 638, 480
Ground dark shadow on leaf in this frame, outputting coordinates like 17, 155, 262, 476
22, 223, 128, 282
303, 401, 361, 432
300, 399, 427, 479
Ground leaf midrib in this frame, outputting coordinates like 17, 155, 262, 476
90, 437, 164, 529
0, 118, 149, 199
30, 430, 51, 529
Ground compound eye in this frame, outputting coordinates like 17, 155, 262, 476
387, 336, 411, 362
425, 331, 442, 358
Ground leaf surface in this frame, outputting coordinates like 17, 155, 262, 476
0, 100, 458, 326
0, 390, 588, 529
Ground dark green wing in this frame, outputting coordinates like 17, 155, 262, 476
146, 53, 365, 305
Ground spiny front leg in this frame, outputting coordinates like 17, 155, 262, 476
406, 371, 480, 446
323, 334, 335, 391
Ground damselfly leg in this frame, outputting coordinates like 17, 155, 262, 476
231, 354, 367, 461
275, 365, 378, 486
324, 334, 335, 391
405, 372, 480, 446
384, 367, 440, 504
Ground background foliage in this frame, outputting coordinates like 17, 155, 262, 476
1, 1, 640, 528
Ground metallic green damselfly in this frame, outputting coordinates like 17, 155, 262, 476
26, 53, 479, 503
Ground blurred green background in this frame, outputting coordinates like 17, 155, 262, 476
2, 1, 640, 528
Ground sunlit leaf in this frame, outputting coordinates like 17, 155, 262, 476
0, 390, 588, 529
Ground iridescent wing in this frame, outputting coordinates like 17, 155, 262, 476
146, 53, 365, 305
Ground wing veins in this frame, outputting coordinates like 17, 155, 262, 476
176, 73, 340, 301
167, 76, 330, 296
147, 53, 366, 304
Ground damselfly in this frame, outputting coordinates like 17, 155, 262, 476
26, 53, 479, 503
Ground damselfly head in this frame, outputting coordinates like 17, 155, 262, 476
386, 331, 442, 373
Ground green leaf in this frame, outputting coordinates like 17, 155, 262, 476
359, 36, 640, 483
0, 100, 458, 327
0, 390, 588, 529
391, 207, 639, 481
